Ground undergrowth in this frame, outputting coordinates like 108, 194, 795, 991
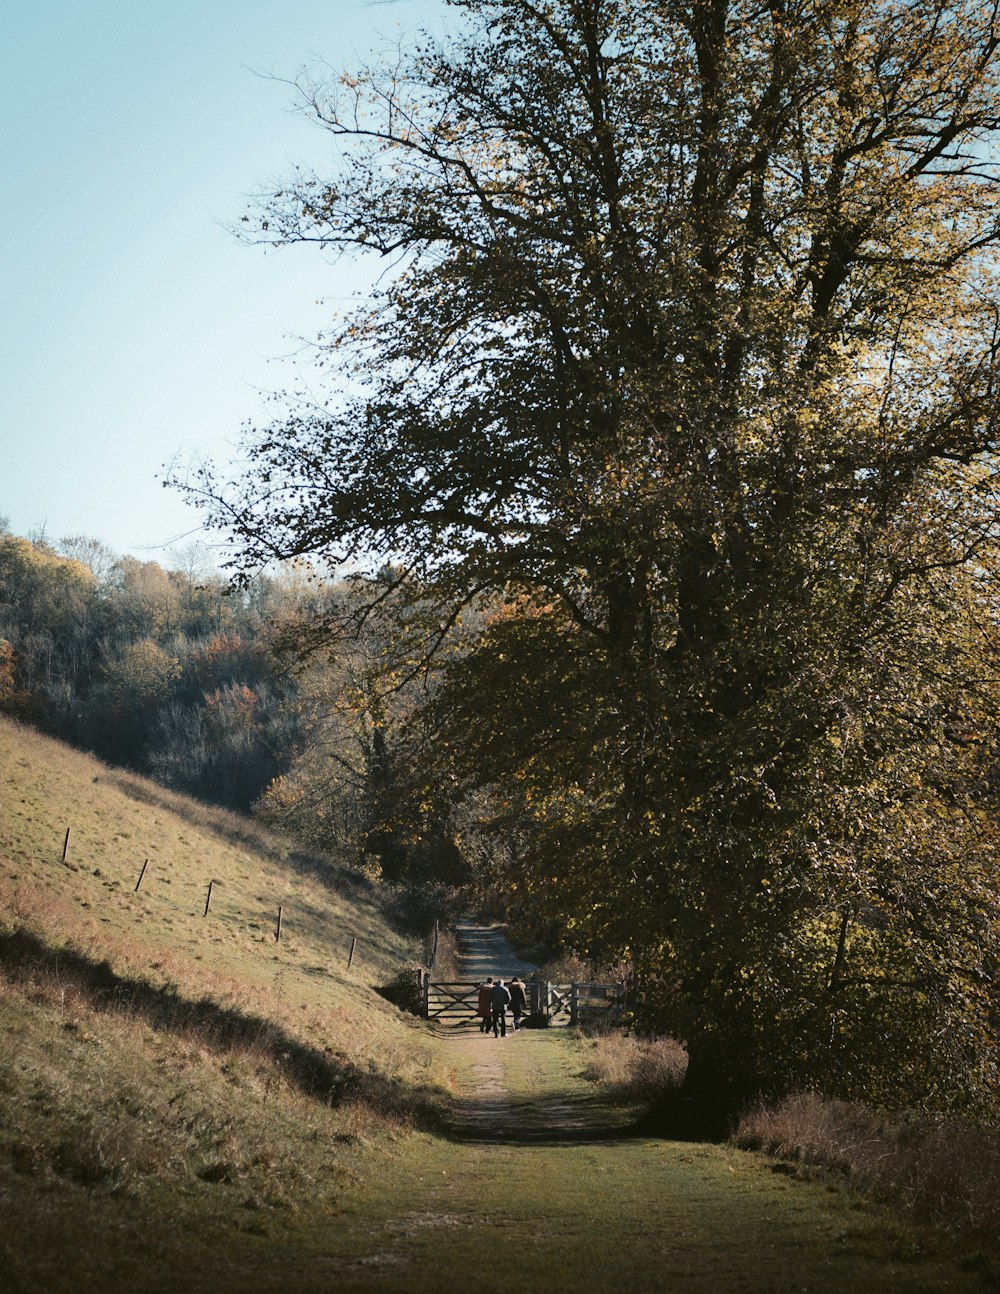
735, 1093, 1000, 1246
429, 926, 459, 980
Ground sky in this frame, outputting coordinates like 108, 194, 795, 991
2, 0, 446, 564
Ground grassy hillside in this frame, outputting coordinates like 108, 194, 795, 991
0, 716, 450, 1291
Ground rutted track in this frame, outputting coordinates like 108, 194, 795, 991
453, 920, 537, 981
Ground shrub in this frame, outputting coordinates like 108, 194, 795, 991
376, 966, 425, 1016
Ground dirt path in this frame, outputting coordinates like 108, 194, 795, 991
445, 1028, 620, 1143
453, 920, 537, 983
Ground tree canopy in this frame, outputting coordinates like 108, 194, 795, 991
185, 0, 1000, 1118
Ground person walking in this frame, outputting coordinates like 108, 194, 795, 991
489, 977, 512, 1037
508, 975, 527, 1030
477, 977, 495, 1033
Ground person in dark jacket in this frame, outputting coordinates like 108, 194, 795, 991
489, 978, 512, 1037
508, 976, 527, 1030
477, 977, 494, 1033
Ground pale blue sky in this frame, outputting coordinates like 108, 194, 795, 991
2, 0, 445, 561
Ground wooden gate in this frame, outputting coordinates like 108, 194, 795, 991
545, 982, 626, 1026
419, 973, 624, 1028
570, 982, 627, 1025
421, 979, 484, 1026
546, 982, 573, 1024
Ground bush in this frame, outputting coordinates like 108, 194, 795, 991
376, 966, 425, 1016
381, 881, 467, 935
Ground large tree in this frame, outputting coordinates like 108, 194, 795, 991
185, 0, 1000, 1117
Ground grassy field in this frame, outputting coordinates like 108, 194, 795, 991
1, 716, 996, 1292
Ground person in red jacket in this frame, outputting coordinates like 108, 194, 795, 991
477, 977, 494, 1033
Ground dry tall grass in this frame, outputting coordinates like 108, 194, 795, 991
430, 926, 460, 980
581, 1031, 688, 1104
735, 1093, 1000, 1243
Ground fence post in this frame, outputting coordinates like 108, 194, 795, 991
348, 936, 357, 968
134, 859, 149, 893
571, 983, 580, 1026
422, 969, 430, 1018
204, 880, 214, 917
275, 905, 283, 942
61, 828, 70, 862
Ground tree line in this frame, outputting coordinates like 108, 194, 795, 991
0, 525, 298, 811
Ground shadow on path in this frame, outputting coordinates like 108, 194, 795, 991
444, 1097, 639, 1146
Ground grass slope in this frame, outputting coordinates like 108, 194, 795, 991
0, 717, 448, 1291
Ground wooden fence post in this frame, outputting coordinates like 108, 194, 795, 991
422, 969, 430, 1018
275, 905, 283, 942
61, 828, 70, 862
134, 859, 149, 893
204, 880, 215, 917
571, 983, 580, 1026
347, 936, 357, 968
